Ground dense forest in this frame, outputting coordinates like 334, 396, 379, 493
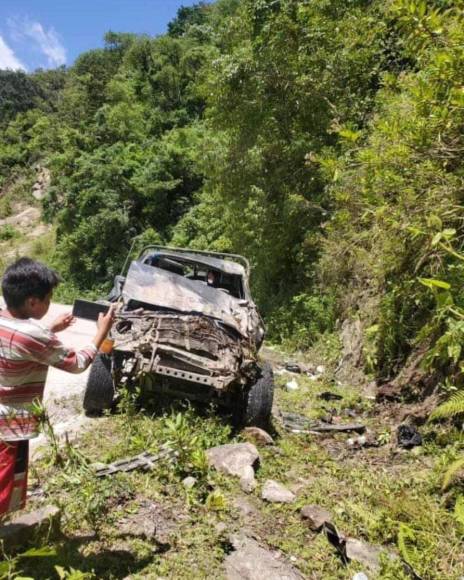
0, 0, 463, 394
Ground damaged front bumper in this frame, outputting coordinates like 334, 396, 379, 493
111, 310, 257, 391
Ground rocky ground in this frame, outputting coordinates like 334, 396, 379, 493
2, 340, 462, 579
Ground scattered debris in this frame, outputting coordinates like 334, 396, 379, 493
352, 573, 369, 580
182, 476, 197, 489
285, 362, 302, 374
261, 480, 296, 503
286, 379, 299, 391
281, 412, 365, 435
243, 426, 274, 446
206, 443, 260, 493
322, 523, 421, 578
347, 430, 379, 448
0, 505, 61, 552
396, 424, 422, 449
300, 505, 332, 531
224, 534, 304, 580
347, 435, 367, 447
319, 391, 343, 401
94, 445, 175, 477
322, 523, 386, 571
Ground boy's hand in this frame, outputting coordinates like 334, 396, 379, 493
97, 304, 116, 336
50, 312, 75, 333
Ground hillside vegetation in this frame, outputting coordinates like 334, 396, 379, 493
1, 0, 464, 400
2, 2, 464, 578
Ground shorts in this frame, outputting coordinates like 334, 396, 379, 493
0, 440, 29, 517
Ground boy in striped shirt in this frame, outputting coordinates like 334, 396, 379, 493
0, 258, 114, 516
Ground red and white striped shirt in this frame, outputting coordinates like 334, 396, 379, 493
0, 315, 97, 441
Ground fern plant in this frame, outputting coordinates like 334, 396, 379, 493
454, 496, 464, 528
442, 456, 464, 491
430, 391, 464, 421
429, 391, 464, 490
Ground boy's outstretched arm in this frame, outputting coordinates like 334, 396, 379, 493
37, 306, 116, 374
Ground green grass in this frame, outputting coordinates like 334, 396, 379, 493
7, 362, 464, 579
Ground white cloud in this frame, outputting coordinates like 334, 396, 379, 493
8, 17, 66, 68
0, 35, 26, 70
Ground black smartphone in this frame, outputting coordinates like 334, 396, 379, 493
72, 299, 110, 321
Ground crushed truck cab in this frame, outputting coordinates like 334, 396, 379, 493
83, 246, 274, 427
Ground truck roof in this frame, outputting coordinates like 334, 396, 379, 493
140, 250, 247, 277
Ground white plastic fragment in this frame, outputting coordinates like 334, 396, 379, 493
286, 379, 299, 391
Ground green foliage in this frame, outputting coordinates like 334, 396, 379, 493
442, 456, 464, 491
159, 406, 230, 486
0, 546, 57, 580
0, 224, 19, 241
0, 70, 43, 126
430, 391, 464, 422
454, 495, 464, 529
2, 0, 464, 395
267, 293, 336, 348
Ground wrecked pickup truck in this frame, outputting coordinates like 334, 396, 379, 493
83, 246, 274, 427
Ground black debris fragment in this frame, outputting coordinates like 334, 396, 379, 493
285, 362, 302, 373
397, 424, 422, 449
319, 391, 343, 401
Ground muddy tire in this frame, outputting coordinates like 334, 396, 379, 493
83, 354, 115, 414
240, 363, 274, 429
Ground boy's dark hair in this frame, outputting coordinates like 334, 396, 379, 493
2, 258, 60, 309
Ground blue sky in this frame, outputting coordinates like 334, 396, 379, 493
0, 0, 202, 72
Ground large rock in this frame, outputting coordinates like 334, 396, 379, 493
225, 534, 304, 580
300, 505, 332, 531
206, 443, 260, 479
261, 480, 295, 503
0, 505, 61, 552
243, 427, 274, 446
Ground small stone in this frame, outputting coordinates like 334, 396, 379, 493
225, 534, 304, 580
215, 522, 228, 534
206, 443, 260, 480
300, 505, 332, 531
261, 480, 296, 503
316, 365, 326, 374
352, 573, 369, 580
0, 505, 61, 552
286, 379, 299, 391
243, 426, 274, 446
240, 465, 257, 493
182, 476, 197, 489
345, 538, 382, 572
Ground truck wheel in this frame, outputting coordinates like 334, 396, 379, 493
83, 354, 115, 414
240, 363, 274, 429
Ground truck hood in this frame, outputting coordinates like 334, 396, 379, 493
122, 261, 249, 336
